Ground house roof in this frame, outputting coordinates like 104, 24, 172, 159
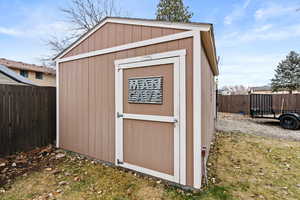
53, 17, 218, 75
0, 64, 37, 85
0, 58, 56, 75
250, 86, 272, 91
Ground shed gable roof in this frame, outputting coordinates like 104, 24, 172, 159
54, 17, 212, 60
54, 17, 218, 76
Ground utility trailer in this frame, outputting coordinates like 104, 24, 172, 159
250, 94, 300, 130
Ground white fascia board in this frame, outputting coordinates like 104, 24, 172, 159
55, 18, 210, 60
57, 31, 193, 63
107, 18, 211, 31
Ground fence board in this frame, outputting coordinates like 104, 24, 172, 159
217, 95, 250, 114
0, 85, 56, 156
218, 94, 300, 114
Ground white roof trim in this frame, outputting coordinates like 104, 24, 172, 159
56, 30, 195, 63
55, 17, 211, 60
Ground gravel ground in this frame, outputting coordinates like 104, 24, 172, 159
216, 112, 300, 141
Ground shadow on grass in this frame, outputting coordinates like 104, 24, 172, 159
252, 119, 280, 127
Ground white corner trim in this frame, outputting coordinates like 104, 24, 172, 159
56, 61, 59, 148
55, 18, 210, 60
193, 31, 202, 189
56, 31, 193, 63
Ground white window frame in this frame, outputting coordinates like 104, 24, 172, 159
115, 50, 186, 185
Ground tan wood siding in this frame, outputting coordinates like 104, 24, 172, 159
123, 119, 174, 175
201, 45, 216, 161
59, 37, 194, 186
62, 23, 186, 58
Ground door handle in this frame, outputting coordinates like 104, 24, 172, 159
117, 112, 123, 118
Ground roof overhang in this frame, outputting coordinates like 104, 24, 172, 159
201, 28, 219, 75
54, 17, 218, 76
54, 17, 211, 60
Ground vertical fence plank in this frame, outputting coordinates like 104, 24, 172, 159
218, 94, 300, 114
0, 85, 56, 156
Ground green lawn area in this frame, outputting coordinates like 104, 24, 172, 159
1, 132, 300, 200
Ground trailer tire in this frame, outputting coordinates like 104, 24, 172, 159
280, 115, 300, 130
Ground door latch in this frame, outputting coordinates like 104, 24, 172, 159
117, 159, 124, 165
117, 112, 123, 118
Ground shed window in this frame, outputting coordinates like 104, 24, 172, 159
36, 72, 43, 80
20, 70, 28, 78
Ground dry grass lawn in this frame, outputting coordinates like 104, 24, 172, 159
1, 132, 300, 200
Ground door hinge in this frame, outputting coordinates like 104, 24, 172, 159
117, 159, 124, 165
117, 112, 123, 118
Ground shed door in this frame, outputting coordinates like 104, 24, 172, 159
115, 54, 184, 184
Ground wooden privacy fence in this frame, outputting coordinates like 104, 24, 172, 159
217, 95, 250, 114
0, 85, 56, 156
218, 94, 300, 114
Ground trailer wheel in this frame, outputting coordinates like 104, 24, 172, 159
280, 115, 300, 130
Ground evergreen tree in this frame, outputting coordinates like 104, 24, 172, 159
156, 0, 193, 22
271, 51, 300, 93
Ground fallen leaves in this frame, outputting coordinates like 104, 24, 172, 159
0, 144, 65, 187
55, 153, 65, 159
58, 181, 68, 186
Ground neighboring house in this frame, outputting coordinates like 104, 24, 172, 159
0, 58, 56, 87
249, 86, 300, 94
0, 64, 36, 85
55, 17, 218, 189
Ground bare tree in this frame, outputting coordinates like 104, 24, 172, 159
44, 0, 123, 66
220, 85, 249, 95
61, 0, 122, 33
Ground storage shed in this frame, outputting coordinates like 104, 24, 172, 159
55, 17, 218, 189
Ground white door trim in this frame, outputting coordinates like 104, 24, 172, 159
115, 50, 186, 185
123, 113, 177, 123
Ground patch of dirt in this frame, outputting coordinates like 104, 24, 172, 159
217, 112, 300, 141
0, 145, 65, 187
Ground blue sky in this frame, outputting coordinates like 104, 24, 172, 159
0, 0, 299, 87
